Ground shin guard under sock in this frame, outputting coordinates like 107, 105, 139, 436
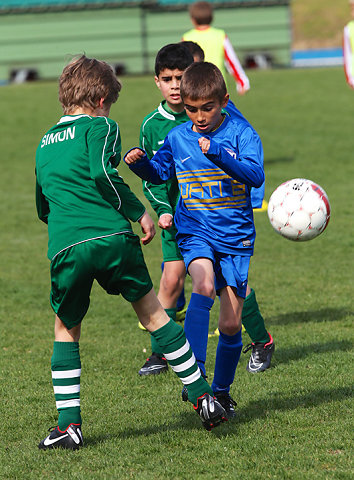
51, 341, 81, 430
151, 319, 213, 405
183, 293, 214, 376
212, 329, 242, 394
242, 289, 270, 344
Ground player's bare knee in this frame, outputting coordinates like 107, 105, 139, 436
160, 272, 182, 297
193, 280, 215, 299
219, 318, 242, 336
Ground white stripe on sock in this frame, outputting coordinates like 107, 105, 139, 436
54, 384, 80, 394
163, 341, 190, 361
56, 399, 80, 409
180, 369, 201, 385
169, 353, 197, 373
52, 368, 81, 379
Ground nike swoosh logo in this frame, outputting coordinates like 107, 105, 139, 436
181, 156, 190, 163
43, 433, 68, 446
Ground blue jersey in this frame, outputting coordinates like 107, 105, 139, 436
127, 113, 264, 256
225, 100, 264, 208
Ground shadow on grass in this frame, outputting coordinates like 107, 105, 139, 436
264, 156, 294, 165
268, 307, 353, 326
85, 384, 353, 444
233, 384, 353, 428
272, 339, 352, 366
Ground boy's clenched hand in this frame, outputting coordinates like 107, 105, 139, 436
125, 148, 145, 165
158, 213, 173, 230
198, 137, 210, 154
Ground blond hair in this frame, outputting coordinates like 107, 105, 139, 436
59, 55, 121, 114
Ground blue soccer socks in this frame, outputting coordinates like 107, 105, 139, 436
212, 329, 242, 394
51, 341, 82, 431
183, 293, 214, 375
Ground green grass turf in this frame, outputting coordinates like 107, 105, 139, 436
0, 67, 353, 479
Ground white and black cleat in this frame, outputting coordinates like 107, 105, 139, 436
194, 393, 228, 431
244, 333, 275, 373
38, 423, 83, 450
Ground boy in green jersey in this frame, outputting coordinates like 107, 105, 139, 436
138, 44, 193, 376
35, 55, 227, 449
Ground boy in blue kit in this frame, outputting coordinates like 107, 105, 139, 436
35, 56, 228, 449
125, 62, 264, 417
140, 43, 274, 378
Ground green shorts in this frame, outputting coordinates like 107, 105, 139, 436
161, 224, 183, 262
50, 233, 153, 330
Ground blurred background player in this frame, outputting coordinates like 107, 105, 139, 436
180, 40, 205, 62
343, 0, 354, 89
138, 44, 193, 376
36, 55, 227, 449
182, 1, 250, 95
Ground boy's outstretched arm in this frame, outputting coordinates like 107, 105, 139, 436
198, 128, 264, 188
124, 138, 175, 185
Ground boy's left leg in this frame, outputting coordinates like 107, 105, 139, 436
39, 316, 84, 450
212, 286, 243, 419
139, 260, 186, 376
133, 288, 227, 430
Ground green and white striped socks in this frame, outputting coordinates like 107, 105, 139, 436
151, 319, 213, 405
150, 308, 177, 356
51, 341, 82, 430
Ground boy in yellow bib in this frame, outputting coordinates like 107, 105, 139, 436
183, 1, 250, 95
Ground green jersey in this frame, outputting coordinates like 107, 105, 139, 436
140, 101, 189, 218
36, 114, 145, 260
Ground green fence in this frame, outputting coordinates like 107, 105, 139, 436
0, 2, 291, 81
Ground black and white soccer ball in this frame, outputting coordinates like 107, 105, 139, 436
267, 178, 331, 241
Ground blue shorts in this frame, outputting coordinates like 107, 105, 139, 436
177, 235, 250, 298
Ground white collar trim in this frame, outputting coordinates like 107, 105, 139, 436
158, 103, 176, 121
58, 114, 91, 124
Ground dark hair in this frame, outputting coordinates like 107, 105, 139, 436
180, 62, 227, 103
189, 1, 213, 25
180, 41, 205, 62
59, 55, 121, 114
155, 43, 194, 76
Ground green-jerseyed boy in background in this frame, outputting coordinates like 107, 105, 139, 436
139, 43, 274, 378
35, 55, 227, 450
138, 44, 193, 376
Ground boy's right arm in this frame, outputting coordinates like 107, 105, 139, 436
124, 137, 175, 185
35, 177, 50, 224
223, 35, 250, 95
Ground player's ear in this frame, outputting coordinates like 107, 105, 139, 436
154, 76, 161, 90
98, 97, 106, 109
222, 93, 229, 109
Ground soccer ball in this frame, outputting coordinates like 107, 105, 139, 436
267, 178, 331, 241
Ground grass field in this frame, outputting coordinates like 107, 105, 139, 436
0, 66, 353, 479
